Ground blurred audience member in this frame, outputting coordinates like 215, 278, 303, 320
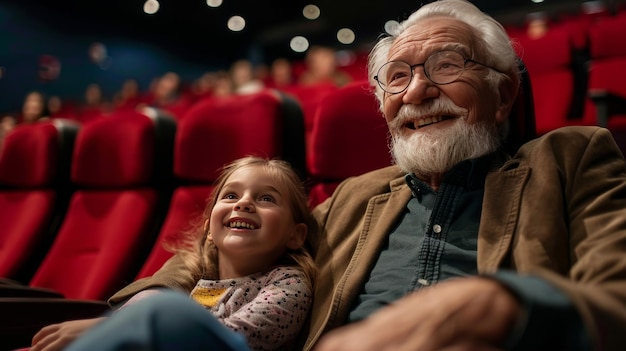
526, 14, 549, 39
143, 71, 193, 120
230, 59, 264, 95
267, 58, 296, 89
0, 115, 17, 150
114, 78, 143, 111
21, 90, 51, 124
77, 83, 110, 124
212, 70, 234, 98
47, 95, 77, 120
0, 90, 50, 149
190, 71, 218, 101
298, 46, 352, 87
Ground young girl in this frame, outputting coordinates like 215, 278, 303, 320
31, 156, 318, 351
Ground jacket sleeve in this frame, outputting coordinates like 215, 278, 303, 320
513, 127, 626, 350
107, 254, 197, 308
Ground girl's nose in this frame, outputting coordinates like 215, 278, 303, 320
234, 197, 254, 212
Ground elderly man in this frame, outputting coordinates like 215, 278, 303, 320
29, 0, 626, 350
307, 0, 626, 350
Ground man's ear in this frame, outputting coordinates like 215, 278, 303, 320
495, 77, 519, 125
287, 223, 307, 250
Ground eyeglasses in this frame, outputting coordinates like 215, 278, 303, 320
374, 50, 502, 95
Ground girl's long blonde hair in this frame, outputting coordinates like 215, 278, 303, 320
168, 155, 318, 285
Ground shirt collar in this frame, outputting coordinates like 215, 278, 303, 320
405, 152, 497, 195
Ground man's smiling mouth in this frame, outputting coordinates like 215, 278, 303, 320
405, 115, 454, 129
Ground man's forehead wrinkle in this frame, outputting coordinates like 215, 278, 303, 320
389, 24, 473, 61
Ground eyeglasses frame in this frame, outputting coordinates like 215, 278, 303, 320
374, 50, 504, 95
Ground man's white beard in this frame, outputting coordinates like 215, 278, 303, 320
389, 107, 501, 176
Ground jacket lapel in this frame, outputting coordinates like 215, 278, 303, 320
337, 177, 412, 313
478, 164, 530, 272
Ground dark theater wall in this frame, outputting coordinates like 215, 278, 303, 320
0, 3, 211, 114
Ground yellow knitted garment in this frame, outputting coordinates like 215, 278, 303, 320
190, 287, 228, 308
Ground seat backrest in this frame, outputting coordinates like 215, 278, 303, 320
586, 14, 626, 128
280, 82, 339, 152
588, 14, 626, 96
0, 119, 78, 283
506, 60, 537, 154
135, 90, 304, 278
589, 13, 626, 61
175, 89, 305, 180
306, 80, 392, 207
28, 109, 176, 300
511, 27, 580, 133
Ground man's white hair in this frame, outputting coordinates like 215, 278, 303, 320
367, 0, 520, 109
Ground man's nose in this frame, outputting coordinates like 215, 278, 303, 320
402, 69, 439, 105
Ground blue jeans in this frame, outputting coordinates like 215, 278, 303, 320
66, 290, 251, 351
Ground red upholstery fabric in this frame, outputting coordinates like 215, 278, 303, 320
0, 120, 77, 282
588, 14, 626, 128
135, 185, 211, 279
0, 192, 55, 279
588, 15, 626, 97
589, 14, 626, 60
175, 90, 285, 182
280, 83, 338, 150
0, 122, 59, 186
306, 80, 392, 207
512, 27, 587, 134
29, 190, 157, 299
28, 110, 172, 300
71, 110, 155, 187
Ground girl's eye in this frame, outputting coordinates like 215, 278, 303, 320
223, 193, 238, 200
260, 195, 275, 202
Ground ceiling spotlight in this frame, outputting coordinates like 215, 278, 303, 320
384, 20, 400, 35
290, 36, 310, 53
303, 4, 321, 20
143, 0, 160, 14
207, 0, 223, 7
227, 16, 246, 31
337, 28, 355, 44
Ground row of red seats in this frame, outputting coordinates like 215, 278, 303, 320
506, 8, 626, 135
0, 81, 391, 297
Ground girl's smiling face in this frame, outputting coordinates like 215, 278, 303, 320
209, 165, 306, 278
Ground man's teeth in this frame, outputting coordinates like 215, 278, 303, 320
228, 221, 256, 229
417, 115, 444, 127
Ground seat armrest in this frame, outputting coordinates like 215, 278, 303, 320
0, 297, 110, 350
588, 89, 626, 127
0, 284, 64, 298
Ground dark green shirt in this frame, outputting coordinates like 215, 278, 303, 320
348, 154, 492, 322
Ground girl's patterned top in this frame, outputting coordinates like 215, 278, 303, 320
189, 266, 312, 351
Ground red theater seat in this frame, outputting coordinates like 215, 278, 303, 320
4, 109, 176, 301
0, 120, 78, 283
280, 82, 339, 153
512, 26, 593, 134
306, 80, 392, 207
587, 13, 626, 129
0, 110, 176, 349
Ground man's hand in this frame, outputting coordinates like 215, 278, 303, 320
30, 317, 105, 351
313, 278, 521, 351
